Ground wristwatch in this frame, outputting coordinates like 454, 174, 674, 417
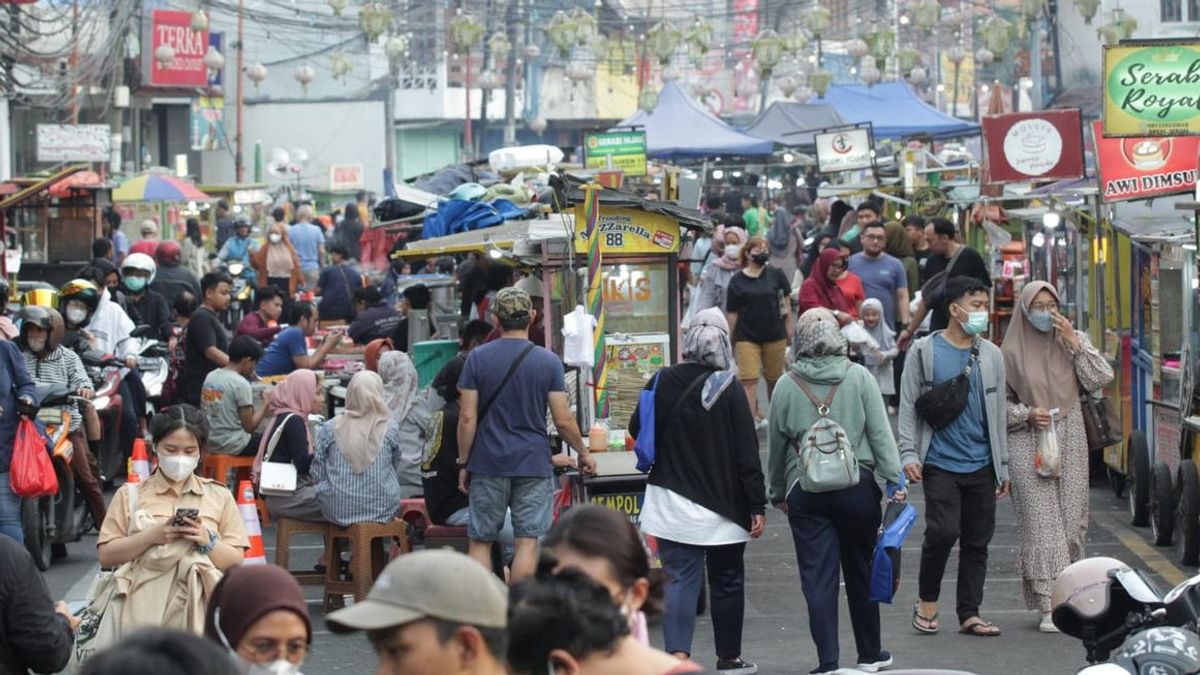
455, 457, 469, 468
194, 528, 218, 555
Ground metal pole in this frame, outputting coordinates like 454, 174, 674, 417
502, 0, 519, 146
70, 0, 79, 125
465, 53, 473, 158
384, 77, 396, 177
235, 0, 245, 182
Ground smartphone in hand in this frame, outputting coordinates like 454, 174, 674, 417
172, 508, 200, 527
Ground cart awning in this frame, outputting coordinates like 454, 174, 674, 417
0, 165, 89, 211
398, 218, 576, 258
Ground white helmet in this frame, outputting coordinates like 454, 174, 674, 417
121, 252, 158, 285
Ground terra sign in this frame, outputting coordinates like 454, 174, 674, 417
981, 109, 1085, 183
145, 10, 210, 88
1103, 41, 1200, 137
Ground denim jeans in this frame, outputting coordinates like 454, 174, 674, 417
657, 537, 747, 660
449, 506, 516, 566
0, 471, 24, 544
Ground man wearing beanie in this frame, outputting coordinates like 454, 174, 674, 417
326, 549, 508, 675
204, 564, 313, 673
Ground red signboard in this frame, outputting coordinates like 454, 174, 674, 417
982, 109, 1085, 184
147, 10, 209, 88
1091, 120, 1200, 203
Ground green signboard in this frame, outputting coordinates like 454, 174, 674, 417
1103, 41, 1200, 137
584, 131, 648, 177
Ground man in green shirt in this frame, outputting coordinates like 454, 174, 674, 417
741, 194, 767, 237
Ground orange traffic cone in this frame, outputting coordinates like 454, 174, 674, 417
130, 438, 151, 482
236, 480, 267, 565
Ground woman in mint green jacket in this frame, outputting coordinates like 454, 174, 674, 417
767, 307, 903, 674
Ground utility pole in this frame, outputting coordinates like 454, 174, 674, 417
235, 0, 245, 182
69, 0, 79, 124
502, 0, 519, 147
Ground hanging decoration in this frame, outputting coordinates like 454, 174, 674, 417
449, 11, 485, 54
975, 46, 995, 65
524, 43, 541, 59
154, 44, 176, 66
331, 52, 353, 82
1075, 0, 1101, 24
909, 65, 928, 85
979, 14, 1012, 54
246, 62, 268, 92
794, 84, 813, 102
385, 35, 408, 63
777, 73, 799, 98
528, 116, 548, 134
846, 38, 869, 59
566, 61, 592, 82
784, 29, 808, 55
647, 21, 683, 65
476, 70, 499, 89
639, 87, 660, 112
751, 29, 785, 77
190, 8, 208, 32
859, 56, 881, 86
810, 68, 833, 97
488, 31, 512, 67
864, 21, 895, 60
203, 47, 225, 76
294, 64, 316, 94
326, 0, 348, 16
545, 11, 579, 57
1097, 8, 1137, 46
685, 18, 714, 63
802, 3, 832, 38
570, 7, 598, 45
359, 2, 392, 43
897, 46, 920, 72
912, 0, 940, 34
947, 44, 966, 65
1018, 0, 1045, 23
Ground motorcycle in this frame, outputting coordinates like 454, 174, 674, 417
20, 384, 91, 571
218, 260, 255, 330
79, 349, 126, 485
122, 325, 170, 408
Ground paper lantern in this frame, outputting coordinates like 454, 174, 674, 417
647, 21, 683, 65
385, 35, 408, 62
639, 87, 659, 112
154, 44, 175, 66
909, 65, 928, 85
751, 29, 785, 77
802, 3, 832, 38
975, 47, 995, 65
190, 9, 208, 32
294, 64, 316, 93
203, 47, 225, 75
523, 43, 541, 59
246, 62, 268, 91
1076, 0, 1101, 24
360, 2, 393, 43
327, 0, 348, 16
846, 38, 869, 59
528, 116, 548, 134
810, 69, 833, 97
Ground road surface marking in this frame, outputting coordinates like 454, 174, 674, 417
1094, 513, 1188, 586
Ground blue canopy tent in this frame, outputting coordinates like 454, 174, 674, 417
741, 102, 846, 146
816, 82, 980, 140
614, 81, 775, 160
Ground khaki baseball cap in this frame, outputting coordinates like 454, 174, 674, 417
325, 549, 508, 633
492, 286, 532, 322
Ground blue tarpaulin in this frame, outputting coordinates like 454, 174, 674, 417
614, 81, 775, 160
817, 82, 980, 140
741, 102, 846, 146
420, 198, 525, 239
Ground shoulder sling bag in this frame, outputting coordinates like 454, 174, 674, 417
634, 369, 710, 473
914, 339, 979, 430
477, 342, 536, 422
259, 413, 300, 496
1080, 382, 1122, 451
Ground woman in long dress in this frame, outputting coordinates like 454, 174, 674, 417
1001, 281, 1112, 632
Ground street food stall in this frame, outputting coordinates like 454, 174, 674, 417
112, 171, 214, 244
195, 183, 273, 238
0, 165, 111, 287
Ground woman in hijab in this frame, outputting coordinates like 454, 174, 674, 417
256, 369, 325, 523
798, 248, 854, 325
768, 308, 902, 674
204, 564, 313, 674
377, 350, 433, 498
884, 221, 919, 293
799, 229, 836, 279
1002, 281, 1112, 632
691, 224, 747, 315
860, 297, 899, 407
251, 220, 303, 307
628, 307, 766, 672
180, 218, 208, 280
311, 370, 406, 526
333, 204, 364, 263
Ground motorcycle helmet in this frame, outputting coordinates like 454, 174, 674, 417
16, 305, 53, 353
234, 214, 252, 233
59, 279, 101, 328
20, 288, 59, 309
1053, 557, 1156, 661
1109, 627, 1200, 674
46, 308, 65, 352
157, 240, 183, 266
121, 252, 158, 292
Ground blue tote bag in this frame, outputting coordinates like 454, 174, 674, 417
868, 481, 918, 604
633, 372, 661, 473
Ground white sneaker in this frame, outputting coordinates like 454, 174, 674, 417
1039, 612, 1060, 633
856, 651, 894, 672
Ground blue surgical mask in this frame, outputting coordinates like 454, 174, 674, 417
124, 276, 147, 293
1028, 311, 1054, 333
954, 305, 989, 336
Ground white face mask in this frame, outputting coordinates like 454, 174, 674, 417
66, 307, 88, 325
26, 336, 46, 352
268, 233, 283, 244
725, 244, 742, 260
157, 453, 199, 481
241, 659, 300, 675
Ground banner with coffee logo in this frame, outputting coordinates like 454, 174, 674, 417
1103, 41, 1200, 137
1091, 120, 1200, 203
981, 109, 1085, 184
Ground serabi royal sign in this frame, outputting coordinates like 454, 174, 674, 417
1103, 41, 1200, 137
1090, 120, 1200, 203
815, 127, 874, 173
982, 109, 1085, 183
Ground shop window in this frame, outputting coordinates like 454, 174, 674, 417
1161, 0, 1200, 22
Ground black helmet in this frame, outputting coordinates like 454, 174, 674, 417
17, 306, 53, 352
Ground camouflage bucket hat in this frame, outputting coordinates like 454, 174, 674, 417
493, 286, 532, 321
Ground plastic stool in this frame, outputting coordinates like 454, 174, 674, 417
323, 520, 409, 611
274, 518, 329, 585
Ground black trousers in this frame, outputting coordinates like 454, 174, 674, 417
787, 468, 883, 672
917, 465, 997, 624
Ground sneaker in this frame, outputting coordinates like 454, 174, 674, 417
856, 651, 894, 673
716, 658, 758, 674
1039, 612, 1060, 633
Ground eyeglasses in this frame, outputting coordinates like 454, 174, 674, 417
245, 639, 308, 662
1029, 302, 1059, 313
829, 260, 847, 269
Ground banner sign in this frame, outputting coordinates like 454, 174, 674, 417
146, 10, 210, 88
572, 205, 680, 254
36, 124, 111, 162
190, 97, 225, 151
1103, 41, 1200, 137
815, 127, 874, 173
982, 109, 1085, 183
1091, 120, 1200, 202
584, 131, 647, 177
329, 164, 364, 191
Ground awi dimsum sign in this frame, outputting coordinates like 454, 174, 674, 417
1103, 41, 1200, 137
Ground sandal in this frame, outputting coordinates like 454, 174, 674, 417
912, 603, 939, 634
959, 618, 1001, 637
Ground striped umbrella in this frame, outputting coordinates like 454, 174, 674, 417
113, 173, 212, 202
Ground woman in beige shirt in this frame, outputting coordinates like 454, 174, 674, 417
97, 404, 248, 633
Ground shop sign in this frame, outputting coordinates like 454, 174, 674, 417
36, 124, 111, 162
329, 163, 364, 191
146, 10, 210, 88
1091, 120, 1200, 202
583, 131, 647, 177
190, 97, 225, 151
590, 492, 644, 524
573, 206, 681, 254
982, 109, 1085, 183
1103, 41, 1200, 137
815, 127, 874, 173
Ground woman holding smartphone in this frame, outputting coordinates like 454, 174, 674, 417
97, 404, 249, 634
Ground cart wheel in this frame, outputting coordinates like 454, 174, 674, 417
1151, 462, 1176, 547
1130, 432, 1151, 527
1108, 466, 1126, 499
1180, 462, 1200, 566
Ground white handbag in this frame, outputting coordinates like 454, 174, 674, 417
258, 414, 298, 497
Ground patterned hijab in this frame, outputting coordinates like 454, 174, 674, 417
794, 307, 848, 358
378, 350, 419, 424
1001, 281, 1079, 412
334, 371, 391, 474
682, 307, 736, 410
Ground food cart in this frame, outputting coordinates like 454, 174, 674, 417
195, 183, 273, 239
112, 172, 214, 247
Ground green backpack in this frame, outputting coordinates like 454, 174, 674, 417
787, 372, 860, 494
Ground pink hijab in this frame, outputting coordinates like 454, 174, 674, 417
253, 369, 318, 478
711, 224, 748, 271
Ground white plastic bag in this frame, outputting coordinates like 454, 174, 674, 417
1035, 409, 1061, 478
841, 321, 879, 351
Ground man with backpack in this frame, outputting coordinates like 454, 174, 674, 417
899, 276, 1010, 638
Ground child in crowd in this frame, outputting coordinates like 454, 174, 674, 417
860, 298, 899, 413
